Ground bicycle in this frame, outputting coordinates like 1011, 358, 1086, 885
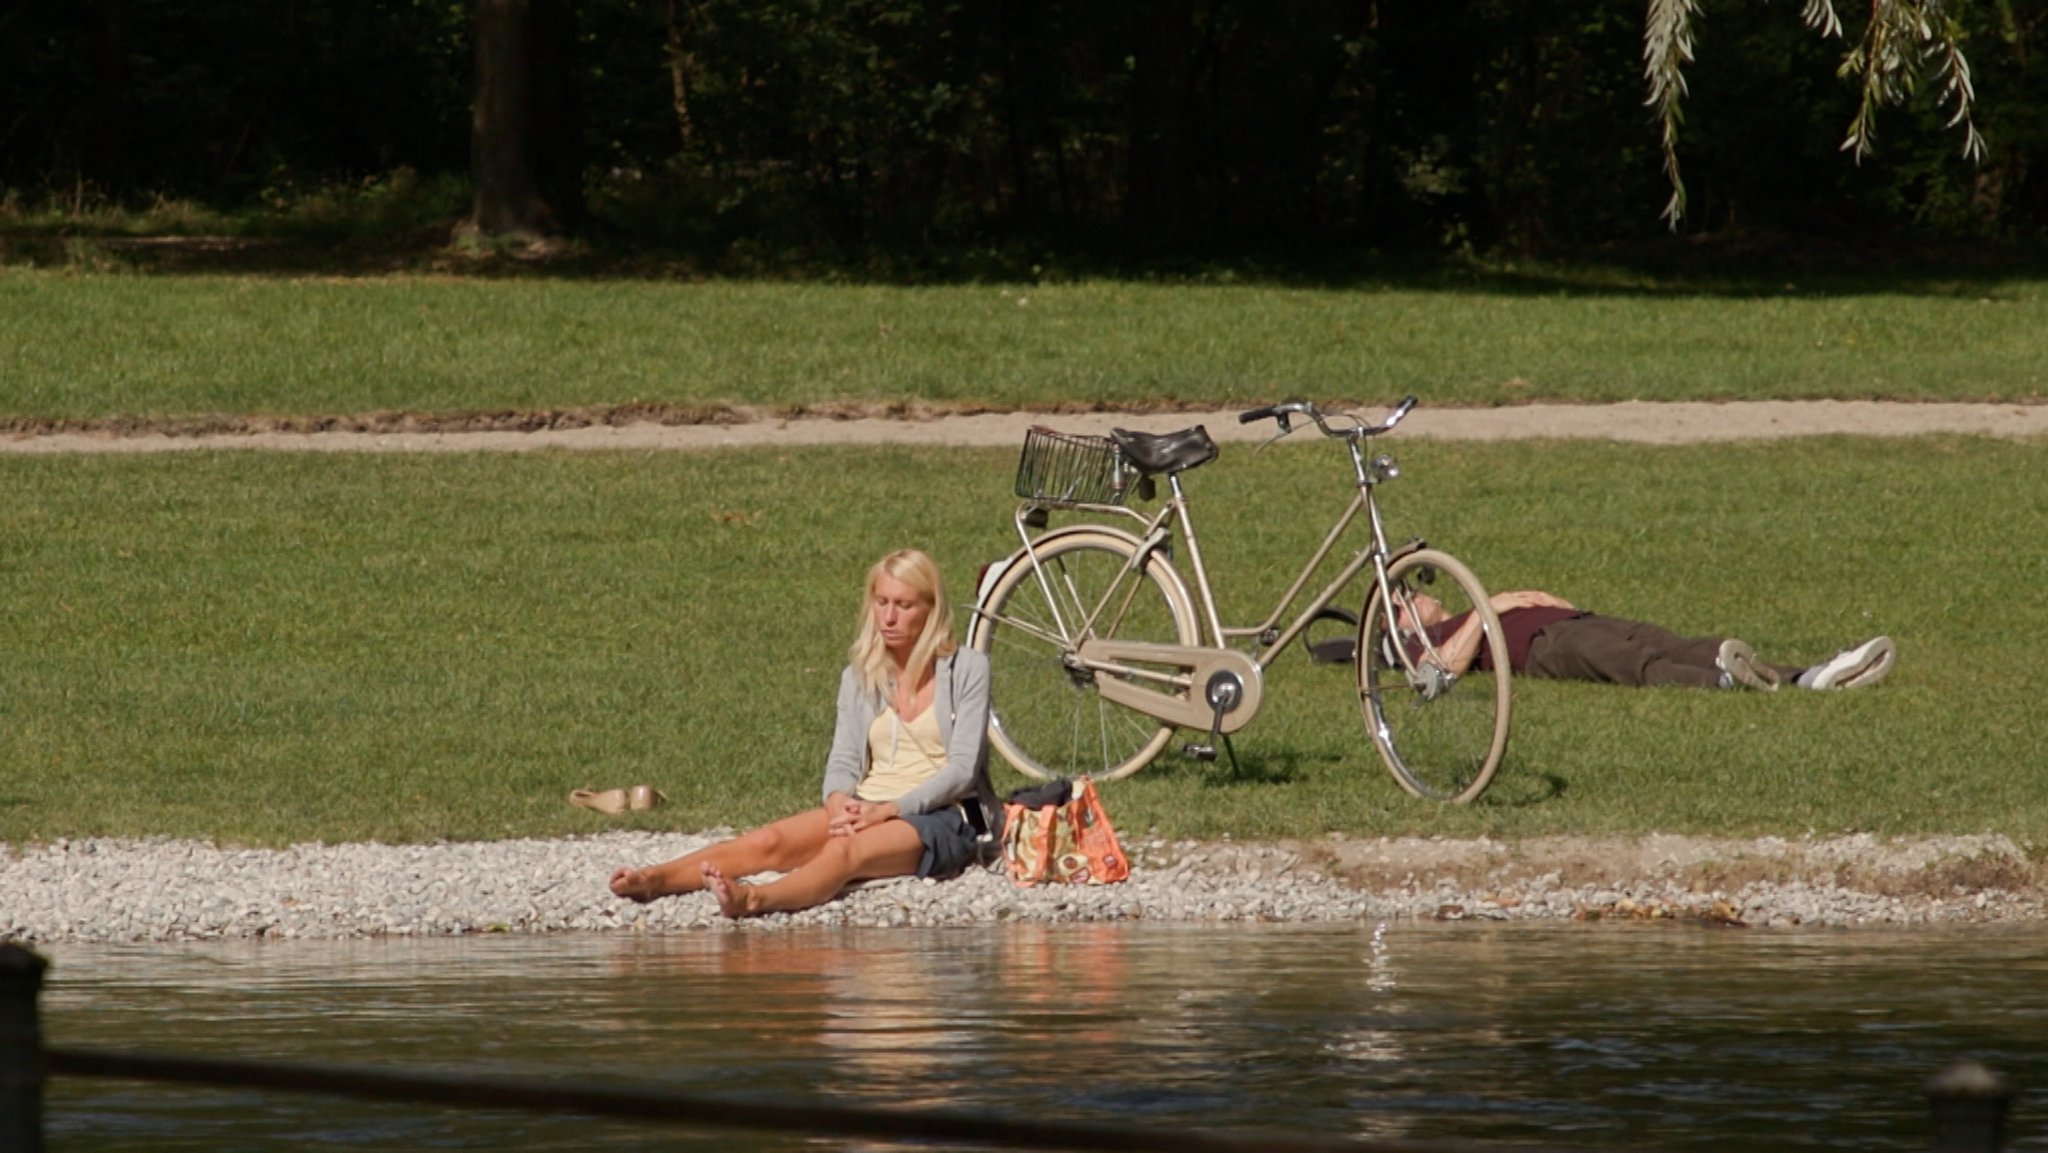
967, 397, 1512, 804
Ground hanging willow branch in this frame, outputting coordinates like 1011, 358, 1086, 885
1643, 0, 1701, 226
1644, 0, 1987, 228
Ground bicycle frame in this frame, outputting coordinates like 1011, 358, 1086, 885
1004, 408, 1427, 684
977, 396, 1508, 795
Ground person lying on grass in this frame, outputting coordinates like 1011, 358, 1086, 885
1399, 589, 1894, 692
609, 547, 990, 918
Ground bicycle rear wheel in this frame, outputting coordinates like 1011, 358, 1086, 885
1356, 548, 1511, 804
969, 531, 1199, 784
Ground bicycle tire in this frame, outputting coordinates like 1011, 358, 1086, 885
1355, 548, 1512, 804
969, 531, 1199, 784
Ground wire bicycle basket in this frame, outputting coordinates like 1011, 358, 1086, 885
1013, 427, 1133, 507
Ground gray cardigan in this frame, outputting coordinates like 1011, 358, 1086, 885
819, 647, 991, 816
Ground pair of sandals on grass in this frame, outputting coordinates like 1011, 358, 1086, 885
567, 784, 667, 815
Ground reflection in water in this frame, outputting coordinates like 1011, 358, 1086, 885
1329, 923, 1406, 1070
32, 923, 2048, 1152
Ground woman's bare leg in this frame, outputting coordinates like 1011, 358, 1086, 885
706, 820, 926, 918
609, 808, 832, 902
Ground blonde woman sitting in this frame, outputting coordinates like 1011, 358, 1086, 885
608, 548, 990, 918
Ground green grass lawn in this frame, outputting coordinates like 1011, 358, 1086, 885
4, 271, 2046, 422
4, 436, 2042, 848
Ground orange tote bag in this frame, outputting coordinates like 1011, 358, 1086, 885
999, 777, 1131, 885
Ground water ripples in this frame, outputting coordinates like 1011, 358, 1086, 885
33, 922, 2048, 1151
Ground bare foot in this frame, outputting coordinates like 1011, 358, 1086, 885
700, 864, 754, 919
609, 866, 660, 903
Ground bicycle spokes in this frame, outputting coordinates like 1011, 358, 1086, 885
1357, 550, 1512, 804
973, 533, 1197, 784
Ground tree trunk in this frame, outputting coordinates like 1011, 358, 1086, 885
665, 0, 696, 148
467, 0, 584, 240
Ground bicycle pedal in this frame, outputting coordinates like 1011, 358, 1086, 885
1183, 742, 1218, 762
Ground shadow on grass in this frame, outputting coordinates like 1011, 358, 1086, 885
1474, 766, 1569, 809
7, 211, 2048, 300
1130, 746, 1306, 788
1204, 746, 1307, 788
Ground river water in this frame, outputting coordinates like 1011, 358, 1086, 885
32, 922, 2047, 1152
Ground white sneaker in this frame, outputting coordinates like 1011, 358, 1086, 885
1798, 636, 1896, 690
1716, 638, 1779, 691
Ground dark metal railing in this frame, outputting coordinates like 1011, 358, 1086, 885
0, 941, 2017, 1153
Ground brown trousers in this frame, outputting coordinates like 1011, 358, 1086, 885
1523, 614, 1801, 689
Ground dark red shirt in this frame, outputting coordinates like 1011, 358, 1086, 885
1424, 606, 1585, 672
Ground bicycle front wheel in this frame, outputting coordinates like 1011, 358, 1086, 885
1356, 548, 1512, 804
969, 531, 1199, 784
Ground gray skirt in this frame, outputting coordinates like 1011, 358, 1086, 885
900, 805, 982, 878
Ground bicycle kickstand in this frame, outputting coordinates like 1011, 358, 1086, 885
1183, 672, 1245, 774
1183, 732, 1242, 774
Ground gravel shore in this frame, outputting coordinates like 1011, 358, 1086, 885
5, 831, 2043, 943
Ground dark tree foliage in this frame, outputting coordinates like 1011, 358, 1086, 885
1, 0, 2041, 259
0, 0, 469, 203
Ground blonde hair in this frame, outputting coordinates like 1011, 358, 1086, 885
849, 548, 957, 700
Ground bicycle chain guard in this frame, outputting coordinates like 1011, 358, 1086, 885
1073, 639, 1265, 733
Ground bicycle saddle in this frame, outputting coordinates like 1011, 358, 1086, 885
1109, 425, 1219, 476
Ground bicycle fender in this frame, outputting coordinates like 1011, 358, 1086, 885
975, 524, 1172, 612
974, 556, 1012, 608
1386, 537, 1430, 565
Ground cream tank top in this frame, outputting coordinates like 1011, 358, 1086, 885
857, 705, 946, 802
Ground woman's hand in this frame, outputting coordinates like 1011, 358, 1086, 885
826, 792, 860, 836
832, 798, 902, 835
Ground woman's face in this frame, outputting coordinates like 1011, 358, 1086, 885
872, 571, 932, 659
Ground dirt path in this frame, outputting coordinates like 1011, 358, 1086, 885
3, 399, 2044, 455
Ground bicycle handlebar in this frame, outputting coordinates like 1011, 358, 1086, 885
1237, 395, 1419, 438
1237, 400, 1313, 427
